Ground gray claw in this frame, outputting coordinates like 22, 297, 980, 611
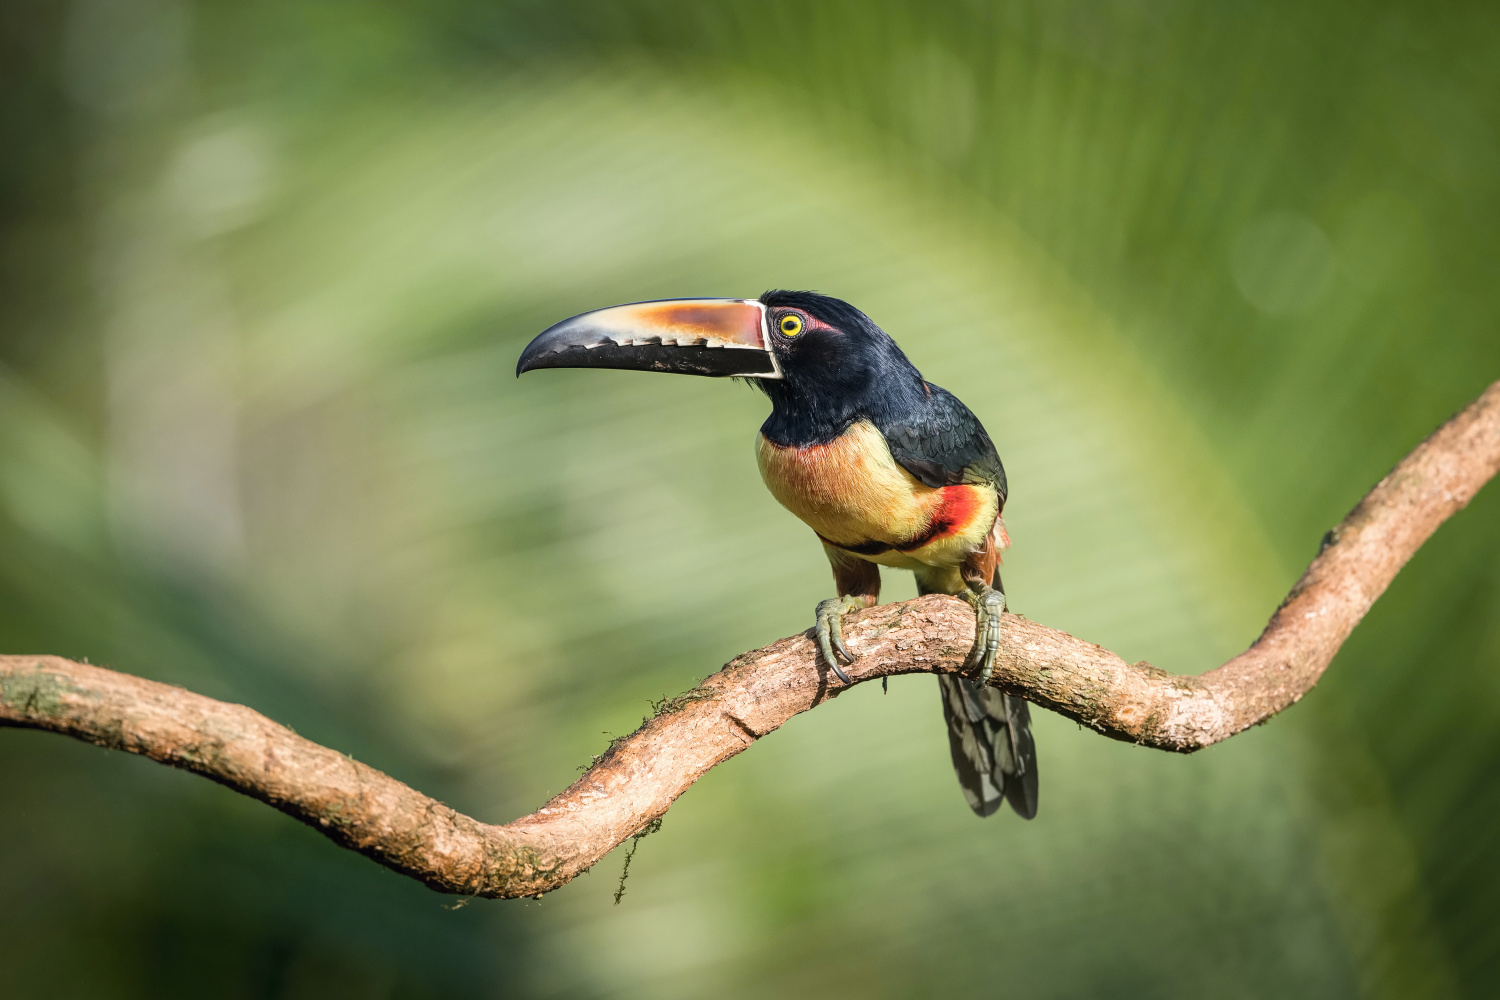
814, 596, 859, 684
963, 586, 1006, 686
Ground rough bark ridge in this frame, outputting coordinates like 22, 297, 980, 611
3, 380, 1499, 899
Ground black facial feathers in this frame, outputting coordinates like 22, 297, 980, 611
755, 290, 923, 444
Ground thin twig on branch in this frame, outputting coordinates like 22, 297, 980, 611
3, 381, 1498, 899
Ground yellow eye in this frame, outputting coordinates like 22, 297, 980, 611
779, 314, 804, 337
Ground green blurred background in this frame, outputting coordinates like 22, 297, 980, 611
2, 1, 1498, 996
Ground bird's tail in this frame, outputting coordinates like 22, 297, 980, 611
930, 562, 1038, 819
937, 674, 1037, 818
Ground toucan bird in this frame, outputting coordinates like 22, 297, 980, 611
517, 291, 1037, 819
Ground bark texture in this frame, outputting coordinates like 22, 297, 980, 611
3, 380, 1498, 899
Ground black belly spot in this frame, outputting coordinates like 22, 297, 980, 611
818, 534, 892, 556
818, 516, 950, 557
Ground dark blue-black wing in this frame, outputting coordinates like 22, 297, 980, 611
892, 386, 1034, 819
874, 383, 1006, 500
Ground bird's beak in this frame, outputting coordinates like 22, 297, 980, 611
516, 298, 781, 379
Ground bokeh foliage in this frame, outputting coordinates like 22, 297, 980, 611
3, 1, 1499, 997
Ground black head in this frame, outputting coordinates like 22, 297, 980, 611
755, 290, 925, 444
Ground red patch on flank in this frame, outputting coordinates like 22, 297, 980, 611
898, 485, 983, 551
930, 486, 981, 538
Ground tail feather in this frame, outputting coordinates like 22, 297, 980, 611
1001, 693, 1038, 819
937, 675, 1039, 819
924, 552, 1038, 819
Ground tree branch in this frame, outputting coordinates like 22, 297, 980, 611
3, 381, 1499, 899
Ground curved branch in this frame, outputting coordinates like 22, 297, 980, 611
3, 381, 1499, 899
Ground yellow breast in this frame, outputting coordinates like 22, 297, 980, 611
755, 420, 996, 567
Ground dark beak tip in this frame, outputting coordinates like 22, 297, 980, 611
516, 338, 560, 377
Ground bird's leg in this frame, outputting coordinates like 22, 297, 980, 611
814, 594, 868, 683
816, 546, 882, 685
960, 584, 1006, 685
959, 535, 1005, 685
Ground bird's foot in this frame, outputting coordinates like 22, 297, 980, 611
814, 595, 866, 684
962, 585, 1006, 686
